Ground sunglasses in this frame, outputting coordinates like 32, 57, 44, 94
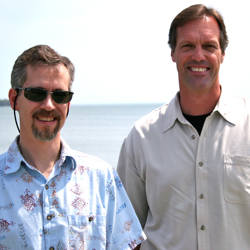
16, 87, 74, 104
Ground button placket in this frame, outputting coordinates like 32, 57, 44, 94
196, 126, 210, 249
43, 179, 55, 250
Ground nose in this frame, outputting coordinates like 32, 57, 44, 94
192, 46, 206, 61
40, 93, 55, 111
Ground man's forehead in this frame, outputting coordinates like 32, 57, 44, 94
176, 16, 221, 42
27, 64, 65, 72
26, 64, 70, 80
25, 64, 71, 89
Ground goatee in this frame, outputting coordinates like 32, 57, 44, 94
32, 110, 61, 142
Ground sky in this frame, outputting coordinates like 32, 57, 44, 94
0, 0, 249, 105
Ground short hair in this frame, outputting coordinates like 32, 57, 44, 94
168, 4, 229, 54
11, 45, 75, 91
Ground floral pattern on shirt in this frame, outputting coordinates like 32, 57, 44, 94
0, 137, 146, 249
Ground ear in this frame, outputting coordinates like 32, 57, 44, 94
9, 88, 18, 110
221, 52, 225, 63
171, 50, 176, 62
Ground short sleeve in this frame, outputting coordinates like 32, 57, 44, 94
105, 167, 146, 250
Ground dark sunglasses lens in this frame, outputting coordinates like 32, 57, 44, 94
52, 91, 73, 104
24, 88, 47, 102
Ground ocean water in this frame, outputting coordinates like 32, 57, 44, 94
0, 104, 162, 168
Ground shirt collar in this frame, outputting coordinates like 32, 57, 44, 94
163, 92, 188, 132
163, 90, 239, 133
213, 90, 239, 125
4, 136, 76, 175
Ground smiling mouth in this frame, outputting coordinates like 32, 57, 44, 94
189, 67, 209, 72
37, 117, 55, 122
33, 110, 61, 123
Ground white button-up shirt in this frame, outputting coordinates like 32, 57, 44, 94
0, 137, 146, 249
117, 91, 250, 250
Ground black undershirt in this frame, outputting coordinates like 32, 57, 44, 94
183, 112, 211, 135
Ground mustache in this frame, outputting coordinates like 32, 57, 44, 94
186, 60, 210, 67
32, 110, 61, 120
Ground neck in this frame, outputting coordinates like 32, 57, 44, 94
18, 135, 61, 179
179, 85, 221, 116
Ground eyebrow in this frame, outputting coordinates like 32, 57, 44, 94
27, 86, 67, 92
178, 39, 219, 47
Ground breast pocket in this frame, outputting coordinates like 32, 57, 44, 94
68, 215, 106, 249
224, 154, 250, 204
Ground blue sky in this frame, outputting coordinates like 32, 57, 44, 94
1, 0, 249, 105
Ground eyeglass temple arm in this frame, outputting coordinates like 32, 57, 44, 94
14, 90, 20, 133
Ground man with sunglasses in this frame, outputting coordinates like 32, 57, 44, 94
0, 45, 146, 249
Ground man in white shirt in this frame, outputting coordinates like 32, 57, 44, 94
117, 4, 250, 250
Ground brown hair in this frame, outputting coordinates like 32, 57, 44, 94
11, 45, 75, 90
168, 4, 229, 54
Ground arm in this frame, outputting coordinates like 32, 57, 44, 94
117, 138, 148, 228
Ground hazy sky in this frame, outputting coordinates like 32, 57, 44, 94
1, 0, 249, 105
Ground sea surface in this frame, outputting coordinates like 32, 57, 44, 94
0, 104, 163, 168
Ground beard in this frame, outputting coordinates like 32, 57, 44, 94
31, 110, 62, 142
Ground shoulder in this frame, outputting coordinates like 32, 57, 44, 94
234, 95, 250, 110
232, 95, 250, 120
135, 103, 169, 128
0, 151, 8, 171
125, 102, 170, 141
68, 149, 115, 175
219, 90, 250, 109
68, 150, 123, 193
218, 92, 250, 122
230, 94, 249, 105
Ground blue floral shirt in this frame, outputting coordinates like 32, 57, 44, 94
0, 137, 146, 249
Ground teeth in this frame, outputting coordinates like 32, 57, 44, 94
190, 67, 208, 72
38, 117, 54, 122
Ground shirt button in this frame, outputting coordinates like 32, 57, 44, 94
201, 225, 205, 230
191, 135, 196, 140
199, 162, 203, 167
47, 215, 52, 220
89, 217, 93, 222
49, 247, 54, 250
200, 194, 204, 199
45, 185, 49, 189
